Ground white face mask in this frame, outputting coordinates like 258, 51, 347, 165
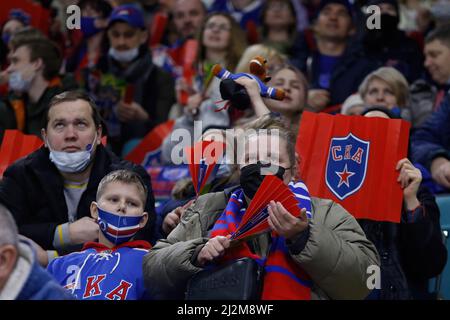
47, 134, 98, 173
108, 47, 139, 63
8, 70, 33, 92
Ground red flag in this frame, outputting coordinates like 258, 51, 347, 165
148, 13, 168, 48
179, 39, 199, 106
296, 111, 410, 223
123, 84, 135, 104
124, 120, 174, 166
232, 175, 301, 242
0, 130, 43, 178
184, 140, 226, 197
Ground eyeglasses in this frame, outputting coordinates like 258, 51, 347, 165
204, 22, 231, 32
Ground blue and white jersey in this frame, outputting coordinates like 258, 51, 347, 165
47, 241, 151, 300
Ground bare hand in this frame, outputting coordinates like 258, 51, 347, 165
396, 158, 422, 210
234, 76, 270, 116
234, 76, 261, 100
117, 101, 149, 122
68, 217, 99, 245
196, 235, 231, 267
307, 89, 330, 112
162, 200, 193, 235
268, 201, 308, 240
185, 93, 204, 116
431, 157, 450, 189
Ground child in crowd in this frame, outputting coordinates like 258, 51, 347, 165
47, 170, 151, 300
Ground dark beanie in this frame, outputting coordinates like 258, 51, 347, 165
366, 0, 399, 16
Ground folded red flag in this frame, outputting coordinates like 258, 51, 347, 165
0, 130, 43, 178
184, 140, 226, 197
296, 111, 411, 223
232, 175, 301, 241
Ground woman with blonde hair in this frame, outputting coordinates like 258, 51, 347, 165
358, 67, 411, 120
162, 13, 247, 163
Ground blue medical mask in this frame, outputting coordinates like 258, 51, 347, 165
108, 47, 139, 63
8, 70, 33, 92
96, 204, 143, 245
48, 134, 97, 173
80, 16, 103, 38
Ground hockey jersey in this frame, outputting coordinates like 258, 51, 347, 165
47, 241, 151, 300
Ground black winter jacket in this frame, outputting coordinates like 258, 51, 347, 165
358, 186, 447, 299
0, 145, 157, 251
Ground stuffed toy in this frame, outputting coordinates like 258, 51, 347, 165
212, 56, 285, 111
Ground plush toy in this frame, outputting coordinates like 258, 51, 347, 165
211, 56, 285, 111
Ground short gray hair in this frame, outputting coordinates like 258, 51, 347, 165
0, 204, 19, 248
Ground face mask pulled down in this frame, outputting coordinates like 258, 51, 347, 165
108, 47, 139, 63
48, 134, 97, 173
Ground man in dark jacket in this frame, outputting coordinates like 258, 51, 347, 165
361, 0, 424, 84
81, 4, 175, 155
0, 34, 78, 142
409, 24, 450, 128
0, 91, 157, 263
0, 204, 74, 300
290, 0, 380, 113
412, 93, 450, 192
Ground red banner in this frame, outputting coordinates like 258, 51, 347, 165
296, 111, 411, 223
124, 120, 174, 166
0, 130, 43, 178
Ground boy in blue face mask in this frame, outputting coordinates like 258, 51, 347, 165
47, 170, 152, 300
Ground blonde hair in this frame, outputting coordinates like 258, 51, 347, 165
96, 170, 148, 204
234, 44, 287, 74
241, 113, 297, 173
358, 67, 409, 108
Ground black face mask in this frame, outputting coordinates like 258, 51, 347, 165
240, 162, 286, 199
364, 13, 400, 48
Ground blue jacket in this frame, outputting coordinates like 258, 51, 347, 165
13, 241, 74, 300
412, 93, 450, 170
290, 31, 381, 109
47, 241, 151, 300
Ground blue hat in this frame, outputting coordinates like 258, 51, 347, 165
8, 9, 30, 26
108, 5, 145, 29
318, 0, 353, 18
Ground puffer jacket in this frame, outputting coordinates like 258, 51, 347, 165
143, 187, 380, 300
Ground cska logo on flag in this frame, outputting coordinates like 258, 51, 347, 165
325, 133, 370, 200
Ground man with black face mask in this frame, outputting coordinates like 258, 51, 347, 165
362, 0, 423, 83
